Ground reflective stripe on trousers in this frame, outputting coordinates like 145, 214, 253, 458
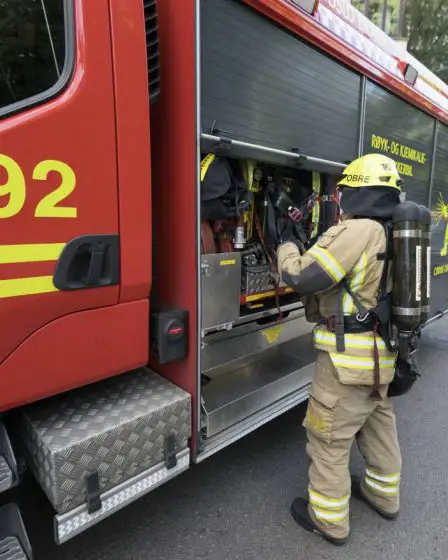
330, 354, 396, 369
309, 488, 350, 523
364, 468, 401, 496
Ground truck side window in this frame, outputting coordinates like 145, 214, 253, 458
0, 0, 68, 113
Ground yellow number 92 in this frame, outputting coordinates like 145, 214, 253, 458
0, 154, 26, 219
0, 154, 77, 219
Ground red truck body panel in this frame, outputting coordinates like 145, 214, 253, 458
1, 0, 447, 416
0, 0, 152, 410
109, 0, 153, 304
0, 300, 148, 411
149, 0, 200, 444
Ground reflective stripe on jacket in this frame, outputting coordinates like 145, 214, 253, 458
277, 218, 397, 385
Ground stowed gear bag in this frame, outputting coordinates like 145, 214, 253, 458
200, 154, 250, 220
267, 188, 311, 247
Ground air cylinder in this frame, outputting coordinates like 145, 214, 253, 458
392, 201, 422, 331
419, 205, 432, 325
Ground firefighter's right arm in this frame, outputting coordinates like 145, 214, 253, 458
277, 222, 368, 296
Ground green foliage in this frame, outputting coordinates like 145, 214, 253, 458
352, 0, 447, 81
405, 0, 448, 81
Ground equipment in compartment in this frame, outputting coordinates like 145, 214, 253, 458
200, 153, 340, 309
201, 252, 242, 333
240, 243, 271, 295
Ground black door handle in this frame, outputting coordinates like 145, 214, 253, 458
53, 235, 120, 291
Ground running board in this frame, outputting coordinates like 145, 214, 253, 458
0, 424, 18, 494
55, 449, 190, 544
0, 504, 32, 560
18, 369, 191, 543
0, 457, 13, 494
0, 537, 26, 560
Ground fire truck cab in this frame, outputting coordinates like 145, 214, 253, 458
0, 0, 447, 556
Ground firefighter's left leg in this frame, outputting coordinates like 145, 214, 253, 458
294, 351, 379, 543
356, 397, 402, 517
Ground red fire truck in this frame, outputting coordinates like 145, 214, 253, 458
0, 0, 447, 556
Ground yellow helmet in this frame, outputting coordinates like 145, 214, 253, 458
337, 154, 402, 191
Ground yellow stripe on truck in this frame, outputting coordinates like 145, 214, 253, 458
0, 243, 65, 299
0, 243, 65, 264
0, 276, 58, 299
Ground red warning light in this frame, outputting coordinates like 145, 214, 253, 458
168, 326, 183, 336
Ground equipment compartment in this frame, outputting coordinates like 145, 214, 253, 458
201, 314, 316, 438
200, 154, 340, 315
19, 370, 191, 514
198, 152, 339, 452
198, 3, 344, 451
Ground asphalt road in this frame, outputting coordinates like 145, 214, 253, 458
23, 316, 448, 560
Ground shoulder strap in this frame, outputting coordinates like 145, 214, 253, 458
341, 279, 368, 317
377, 221, 393, 300
267, 195, 280, 242
341, 221, 392, 317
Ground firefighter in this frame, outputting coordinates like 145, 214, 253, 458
277, 154, 403, 545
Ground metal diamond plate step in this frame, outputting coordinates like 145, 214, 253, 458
0, 537, 26, 560
0, 457, 13, 494
20, 368, 191, 514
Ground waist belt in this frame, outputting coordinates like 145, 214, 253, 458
322, 315, 375, 333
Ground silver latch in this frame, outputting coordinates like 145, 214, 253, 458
201, 261, 211, 277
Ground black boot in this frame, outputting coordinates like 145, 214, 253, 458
351, 476, 398, 520
290, 498, 348, 546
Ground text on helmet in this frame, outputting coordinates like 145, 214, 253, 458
345, 174, 371, 183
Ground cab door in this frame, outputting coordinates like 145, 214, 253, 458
0, 0, 120, 406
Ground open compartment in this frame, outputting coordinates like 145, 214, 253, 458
198, 148, 340, 455
149, 0, 359, 461
192, 0, 360, 457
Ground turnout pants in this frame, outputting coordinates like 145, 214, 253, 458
303, 351, 402, 539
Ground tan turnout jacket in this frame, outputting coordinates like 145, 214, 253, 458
277, 218, 397, 386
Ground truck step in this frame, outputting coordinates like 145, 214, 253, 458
0, 504, 32, 560
0, 457, 13, 494
0, 424, 18, 495
0, 537, 27, 560
18, 369, 191, 543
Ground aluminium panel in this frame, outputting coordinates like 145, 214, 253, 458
20, 369, 191, 513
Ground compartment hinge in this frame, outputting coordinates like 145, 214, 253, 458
201, 261, 211, 277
